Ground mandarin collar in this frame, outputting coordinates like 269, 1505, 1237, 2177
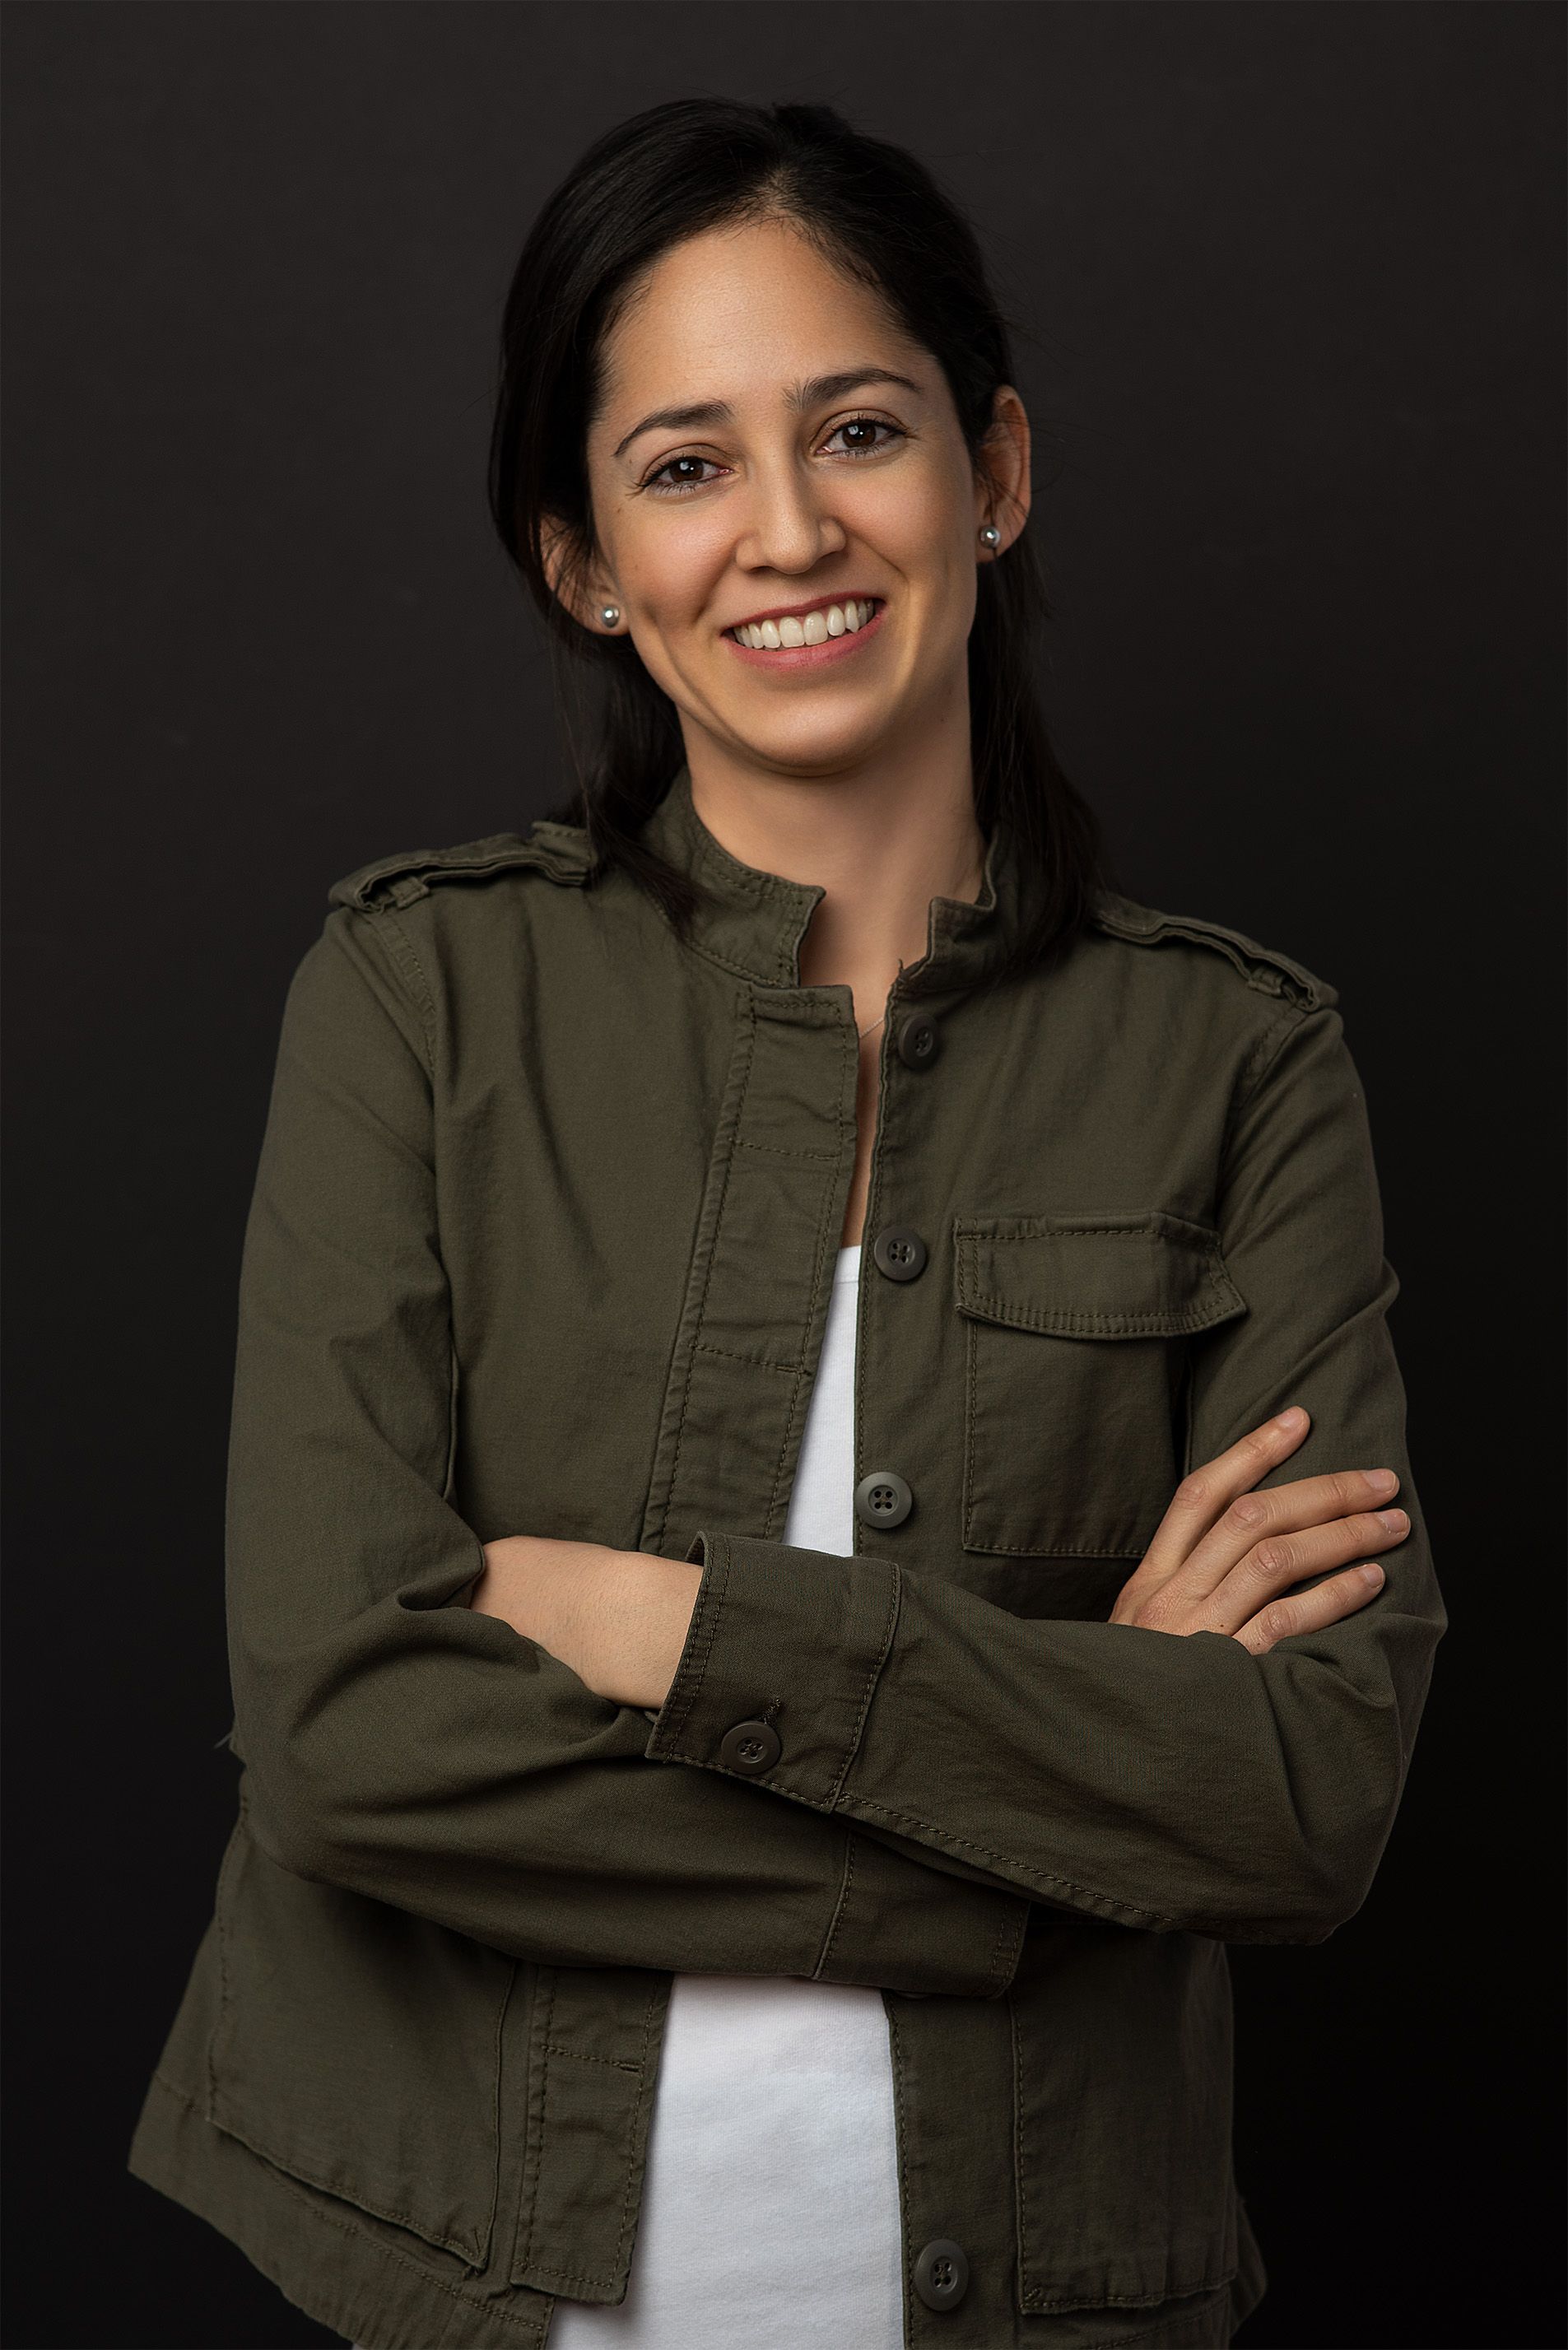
634, 766, 1034, 997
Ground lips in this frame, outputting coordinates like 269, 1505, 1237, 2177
724, 597, 881, 651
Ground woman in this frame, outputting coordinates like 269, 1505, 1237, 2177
128, 100, 1445, 2350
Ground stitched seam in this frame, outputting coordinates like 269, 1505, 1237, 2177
1233, 1003, 1312, 1122
189, 2106, 485, 2262
525, 1980, 663, 2292
886, 2004, 914, 2338
657, 1005, 756, 1547
734, 1138, 842, 1163
1022, 2278, 1237, 2318
812, 1828, 858, 1978
1215, 1003, 1314, 1189
1012, 1989, 1031, 2310
962, 1535, 1151, 1558
539, 2045, 642, 2074
956, 1300, 1235, 1336
603, 1983, 661, 2290
762, 1367, 810, 1540
484, 1960, 517, 2282
763, 1089, 849, 1534
823, 1561, 901, 1809
147, 2074, 547, 2338
844, 1795, 1180, 1929
517, 1969, 555, 2276
377, 907, 440, 1073
763, 1366, 808, 1539
988, 1892, 1030, 1990
691, 1341, 801, 1375
962, 1315, 979, 1548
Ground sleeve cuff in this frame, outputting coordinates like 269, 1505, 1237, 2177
642, 1530, 901, 1809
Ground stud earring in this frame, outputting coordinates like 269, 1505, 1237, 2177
979, 525, 1002, 551
598, 604, 621, 628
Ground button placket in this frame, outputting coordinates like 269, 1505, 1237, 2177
854, 1469, 913, 1530
894, 1008, 942, 1070
872, 1224, 928, 1282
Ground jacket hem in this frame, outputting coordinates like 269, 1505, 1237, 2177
127, 2069, 551, 2350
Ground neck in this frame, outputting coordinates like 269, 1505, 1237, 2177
682, 688, 985, 1023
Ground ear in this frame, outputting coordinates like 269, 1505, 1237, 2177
542, 514, 626, 634
975, 386, 1033, 556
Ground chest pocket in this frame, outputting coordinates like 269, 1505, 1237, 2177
954, 1210, 1247, 1559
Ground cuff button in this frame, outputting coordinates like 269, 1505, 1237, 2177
719, 1719, 781, 1774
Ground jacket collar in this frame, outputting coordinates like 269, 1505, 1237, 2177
633, 765, 1036, 997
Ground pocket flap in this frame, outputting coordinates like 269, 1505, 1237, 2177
953, 1211, 1245, 1338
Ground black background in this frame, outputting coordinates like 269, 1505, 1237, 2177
3, 6, 1563, 2347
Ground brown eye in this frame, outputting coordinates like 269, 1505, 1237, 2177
821, 416, 905, 458
646, 453, 724, 495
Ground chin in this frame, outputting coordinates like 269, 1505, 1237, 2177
717, 700, 903, 777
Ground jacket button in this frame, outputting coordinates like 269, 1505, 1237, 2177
913, 2238, 970, 2310
718, 1719, 781, 1774
854, 1470, 913, 1530
895, 1011, 941, 1070
872, 1225, 928, 1282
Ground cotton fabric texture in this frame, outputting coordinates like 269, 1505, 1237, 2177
127, 764, 1446, 2350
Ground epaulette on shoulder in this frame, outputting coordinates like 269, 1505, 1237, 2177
1090, 889, 1337, 1012
328, 820, 595, 913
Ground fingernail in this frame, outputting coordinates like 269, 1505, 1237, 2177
1367, 1469, 1398, 1495
1361, 1563, 1385, 1585
1274, 1407, 1305, 1430
1375, 1508, 1408, 1530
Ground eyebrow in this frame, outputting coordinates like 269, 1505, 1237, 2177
611, 368, 924, 461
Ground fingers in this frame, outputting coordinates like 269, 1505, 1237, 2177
1119, 1408, 1314, 1609
1165, 1473, 1405, 1604
1229, 1562, 1386, 1657
1176, 1503, 1407, 1639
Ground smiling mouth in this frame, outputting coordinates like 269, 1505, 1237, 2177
724, 597, 882, 651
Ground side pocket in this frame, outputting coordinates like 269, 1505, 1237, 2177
955, 1210, 1247, 1558
206, 1791, 515, 2269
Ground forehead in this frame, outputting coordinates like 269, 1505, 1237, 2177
593, 217, 923, 426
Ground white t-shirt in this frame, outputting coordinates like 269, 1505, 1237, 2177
548, 1243, 903, 2348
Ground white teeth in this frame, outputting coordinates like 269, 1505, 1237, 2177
733, 599, 877, 648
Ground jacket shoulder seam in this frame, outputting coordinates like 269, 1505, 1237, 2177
1091, 890, 1337, 1012
327, 822, 594, 913
326, 903, 437, 1079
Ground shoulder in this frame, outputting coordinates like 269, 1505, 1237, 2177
1085, 886, 1338, 1016
325, 817, 596, 913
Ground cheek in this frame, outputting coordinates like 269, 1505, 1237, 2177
616, 512, 731, 626
846, 467, 975, 614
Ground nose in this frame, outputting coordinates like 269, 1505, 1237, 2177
733, 457, 847, 575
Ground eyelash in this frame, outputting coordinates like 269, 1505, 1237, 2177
641, 415, 908, 496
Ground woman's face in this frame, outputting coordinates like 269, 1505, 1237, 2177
571, 216, 1030, 781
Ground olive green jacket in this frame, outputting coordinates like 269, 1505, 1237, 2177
128, 765, 1445, 2350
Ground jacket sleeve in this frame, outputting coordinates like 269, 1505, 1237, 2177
644, 1002, 1448, 1945
223, 909, 1029, 1998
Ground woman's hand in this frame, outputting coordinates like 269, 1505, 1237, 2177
1110, 1406, 1408, 1655
464, 1534, 703, 1710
